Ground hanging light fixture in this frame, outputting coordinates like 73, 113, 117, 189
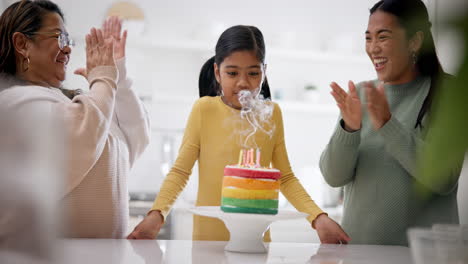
106, 1, 145, 35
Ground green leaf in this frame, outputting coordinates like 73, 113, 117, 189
417, 16, 468, 196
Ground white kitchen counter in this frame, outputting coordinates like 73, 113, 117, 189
58, 239, 413, 264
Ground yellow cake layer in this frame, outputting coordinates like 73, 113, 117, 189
223, 176, 280, 190
222, 188, 279, 200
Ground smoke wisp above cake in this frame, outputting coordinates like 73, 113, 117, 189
220, 89, 281, 214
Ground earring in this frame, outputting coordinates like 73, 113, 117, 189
23, 57, 30, 72
412, 52, 418, 65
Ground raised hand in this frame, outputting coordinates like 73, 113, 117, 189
102, 16, 127, 60
365, 81, 391, 130
85, 27, 115, 77
313, 214, 351, 244
330, 81, 362, 131
75, 17, 127, 78
127, 210, 164, 239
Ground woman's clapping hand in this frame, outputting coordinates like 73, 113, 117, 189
84, 27, 115, 76
330, 81, 362, 132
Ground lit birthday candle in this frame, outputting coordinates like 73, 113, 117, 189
238, 149, 243, 166
250, 148, 255, 166
255, 148, 261, 167
243, 149, 249, 167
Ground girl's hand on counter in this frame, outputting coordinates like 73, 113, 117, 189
313, 214, 351, 244
127, 210, 164, 239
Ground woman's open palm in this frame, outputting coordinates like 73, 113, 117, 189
102, 16, 127, 60
85, 28, 115, 76
330, 81, 362, 131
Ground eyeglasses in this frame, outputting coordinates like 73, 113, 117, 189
26, 31, 75, 50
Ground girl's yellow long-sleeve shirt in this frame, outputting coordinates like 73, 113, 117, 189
151, 96, 324, 241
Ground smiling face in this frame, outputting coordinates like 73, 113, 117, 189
214, 50, 265, 109
366, 10, 419, 85
25, 12, 71, 88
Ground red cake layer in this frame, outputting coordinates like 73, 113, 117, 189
224, 166, 281, 180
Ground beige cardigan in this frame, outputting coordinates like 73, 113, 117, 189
0, 58, 150, 238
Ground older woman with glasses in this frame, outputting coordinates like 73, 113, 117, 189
0, 0, 150, 238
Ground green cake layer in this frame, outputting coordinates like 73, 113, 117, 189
221, 206, 278, 214
221, 197, 278, 209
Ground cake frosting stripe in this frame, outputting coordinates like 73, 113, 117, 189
224, 166, 281, 180
222, 188, 278, 200
221, 206, 278, 214
221, 197, 278, 209
223, 176, 280, 190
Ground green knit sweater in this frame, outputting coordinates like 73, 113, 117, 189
320, 76, 459, 246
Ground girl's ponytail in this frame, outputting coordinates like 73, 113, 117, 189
198, 56, 218, 97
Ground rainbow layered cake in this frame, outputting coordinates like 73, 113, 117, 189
221, 149, 281, 214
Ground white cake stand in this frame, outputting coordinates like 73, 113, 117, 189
189, 206, 307, 253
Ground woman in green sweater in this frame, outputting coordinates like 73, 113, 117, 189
320, 0, 460, 245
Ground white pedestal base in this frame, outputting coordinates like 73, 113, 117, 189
189, 206, 307, 253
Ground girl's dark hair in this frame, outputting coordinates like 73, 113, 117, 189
370, 0, 444, 128
0, 0, 64, 75
199, 25, 271, 99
